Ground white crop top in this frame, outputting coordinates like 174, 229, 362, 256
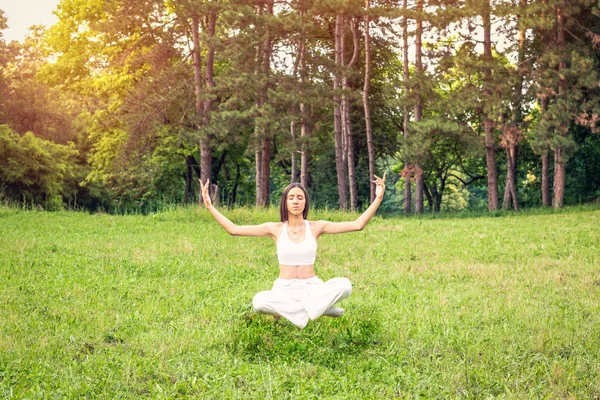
277, 220, 318, 266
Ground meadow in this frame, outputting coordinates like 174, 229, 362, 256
1, 204, 599, 398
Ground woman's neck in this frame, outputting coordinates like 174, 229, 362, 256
287, 215, 304, 228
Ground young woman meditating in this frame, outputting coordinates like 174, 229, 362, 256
200, 173, 386, 329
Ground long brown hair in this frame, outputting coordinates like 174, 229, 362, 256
279, 183, 310, 222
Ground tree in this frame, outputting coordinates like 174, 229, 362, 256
0, 125, 78, 209
188, 4, 218, 205
529, 0, 600, 208
401, 0, 411, 214
363, 0, 376, 203
481, 0, 499, 211
501, 0, 528, 211
333, 11, 349, 209
298, 0, 311, 188
405, 118, 482, 212
1, 26, 78, 144
341, 15, 360, 211
413, 0, 425, 213
0, 9, 10, 123
252, 0, 275, 207
4, 0, 599, 213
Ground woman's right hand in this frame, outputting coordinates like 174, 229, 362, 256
200, 179, 212, 207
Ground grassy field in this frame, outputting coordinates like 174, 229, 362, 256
1, 204, 600, 398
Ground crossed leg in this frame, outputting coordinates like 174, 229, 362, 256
302, 277, 352, 320
252, 289, 310, 328
252, 277, 352, 329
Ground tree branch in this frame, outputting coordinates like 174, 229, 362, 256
449, 173, 485, 187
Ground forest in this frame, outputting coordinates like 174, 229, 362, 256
1, 0, 599, 213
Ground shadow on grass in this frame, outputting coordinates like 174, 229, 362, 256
227, 307, 382, 367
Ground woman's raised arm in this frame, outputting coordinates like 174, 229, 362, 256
315, 173, 386, 236
201, 179, 276, 238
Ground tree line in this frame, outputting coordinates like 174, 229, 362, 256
0, 0, 599, 213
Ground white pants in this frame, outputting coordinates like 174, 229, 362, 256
252, 277, 352, 329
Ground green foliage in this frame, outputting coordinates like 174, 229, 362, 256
400, 117, 483, 211
0, 125, 77, 209
0, 26, 80, 144
531, 49, 599, 160
2, 0, 600, 213
565, 126, 600, 203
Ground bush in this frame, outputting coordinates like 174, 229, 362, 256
0, 125, 78, 210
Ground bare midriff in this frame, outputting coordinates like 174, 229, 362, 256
278, 264, 316, 279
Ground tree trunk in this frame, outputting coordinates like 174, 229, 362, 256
502, 150, 515, 210
255, 21, 263, 211
423, 182, 434, 212
288, 12, 300, 186
430, 184, 441, 212
260, 1, 273, 206
437, 174, 448, 212
299, 49, 309, 189
191, 16, 206, 205
340, 17, 348, 171
542, 150, 550, 206
414, 0, 424, 213
503, 0, 526, 211
503, 146, 518, 210
231, 163, 240, 206
482, 2, 499, 211
363, 0, 376, 203
553, 6, 566, 209
299, 3, 309, 189
300, 101, 309, 188
185, 156, 193, 204
510, 147, 518, 210
501, 122, 519, 211
344, 82, 358, 211
344, 18, 359, 212
290, 120, 297, 183
261, 137, 271, 205
254, 1, 273, 207
255, 131, 263, 206
200, 139, 212, 189
553, 148, 565, 208
200, 10, 217, 202
402, 0, 411, 214
484, 123, 498, 211
334, 12, 348, 209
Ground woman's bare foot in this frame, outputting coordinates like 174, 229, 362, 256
322, 307, 344, 317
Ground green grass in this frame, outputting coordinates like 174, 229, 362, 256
1, 204, 600, 398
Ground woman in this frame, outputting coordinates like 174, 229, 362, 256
200, 173, 386, 329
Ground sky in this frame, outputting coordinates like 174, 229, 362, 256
0, 0, 61, 42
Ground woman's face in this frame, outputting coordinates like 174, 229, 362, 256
286, 187, 306, 217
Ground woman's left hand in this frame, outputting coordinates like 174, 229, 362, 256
374, 172, 386, 200
200, 179, 212, 207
